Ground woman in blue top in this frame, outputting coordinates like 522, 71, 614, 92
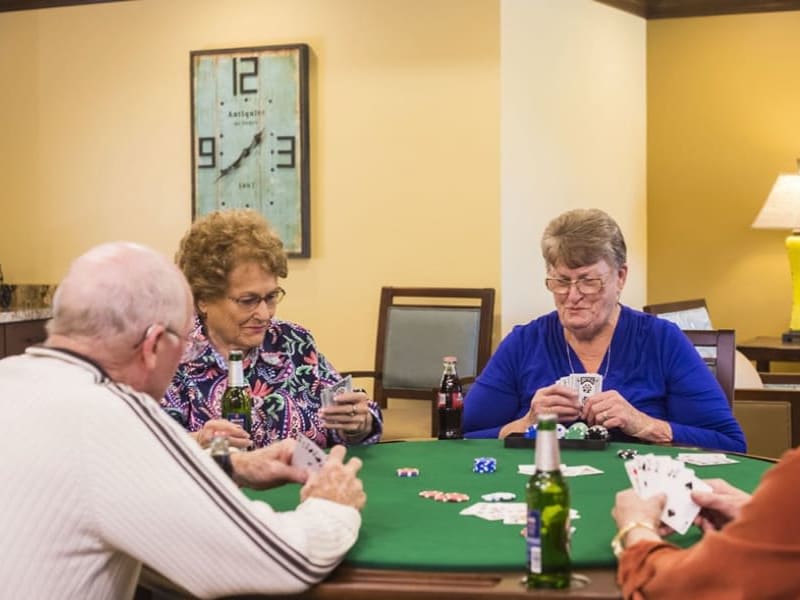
463, 208, 745, 452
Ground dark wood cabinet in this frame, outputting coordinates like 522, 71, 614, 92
0, 319, 48, 358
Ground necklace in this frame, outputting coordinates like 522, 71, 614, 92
564, 333, 612, 378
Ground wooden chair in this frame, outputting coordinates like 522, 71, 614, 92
682, 329, 736, 407
644, 299, 798, 456
342, 287, 495, 436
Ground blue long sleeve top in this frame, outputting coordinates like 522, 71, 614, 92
462, 305, 746, 452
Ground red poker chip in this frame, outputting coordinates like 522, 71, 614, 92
441, 492, 470, 503
418, 490, 442, 499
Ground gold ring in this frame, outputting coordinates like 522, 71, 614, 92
351, 405, 357, 417
601, 412, 609, 423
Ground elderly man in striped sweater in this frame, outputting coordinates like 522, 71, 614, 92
0, 241, 365, 599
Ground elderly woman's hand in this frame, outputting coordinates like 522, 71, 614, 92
530, 382, 583, 423
498, 383, 581, 438
321, 390, 373, 441
583, 391, 673, 443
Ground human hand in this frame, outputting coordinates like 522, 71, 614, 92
612, 489, 665, 530
320, 390, 373, 440
691, 478, 751, 532
583, 391, 673, 443
300, 445, 366, 510
230, 439, 308, 490
195, 418, 252, 450
529, 383, 582, 423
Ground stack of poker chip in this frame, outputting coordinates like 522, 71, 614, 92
472, 456, 497, 473
396, 467, 420, 477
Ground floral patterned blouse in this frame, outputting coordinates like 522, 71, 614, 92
161, 316, 383, 448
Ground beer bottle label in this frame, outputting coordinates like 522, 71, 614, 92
224, 414, 248, 430
527, 509, 543, 574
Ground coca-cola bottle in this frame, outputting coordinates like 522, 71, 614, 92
437, 356, 464, 440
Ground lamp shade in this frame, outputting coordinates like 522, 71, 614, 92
752, 163, 800, 230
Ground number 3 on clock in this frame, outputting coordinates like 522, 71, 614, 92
191, 44, 310, 257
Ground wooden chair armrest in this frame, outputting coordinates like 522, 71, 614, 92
340, 370, 378, 379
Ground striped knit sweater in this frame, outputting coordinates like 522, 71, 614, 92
0, 347, 360, 599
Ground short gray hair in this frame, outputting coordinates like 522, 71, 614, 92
541, 208, 627, 269
48, 242, 188, 353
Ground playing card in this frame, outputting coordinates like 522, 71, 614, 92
321, 375, 353, 408
660, 467, 712, 535
624, 459, 642, 495
291, 435, 327, 472
561, 465, 604, 477
575, 374, 603, 406
677, 453, 738, 466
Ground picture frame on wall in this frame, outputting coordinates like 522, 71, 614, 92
190, 44, 310, 257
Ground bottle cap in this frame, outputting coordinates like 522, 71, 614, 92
229, 350, 244, 360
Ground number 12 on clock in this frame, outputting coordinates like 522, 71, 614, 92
191, 44, 310, 257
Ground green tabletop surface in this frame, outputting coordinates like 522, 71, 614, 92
244, 439, 773, 572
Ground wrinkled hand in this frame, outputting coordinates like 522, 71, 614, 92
320, 391, 373, 439
530, 383, 582, 423
612, 489, 665, 530
583, 391, 673, 443
230, 439, 308, 490
300, 445, 366, 510
691, 478, 751, 532
195, 418, 252, 450
498, 383, 580, 438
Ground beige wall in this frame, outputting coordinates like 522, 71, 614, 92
648, 11, 800, 341
501, 0, 647, 333
0, 0, 500, 373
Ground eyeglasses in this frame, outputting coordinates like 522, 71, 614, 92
228, 287, 286, 311
132, 323, 186, 349
545, 277, 606, 296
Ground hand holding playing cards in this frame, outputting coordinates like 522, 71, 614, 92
320, 390, 373, 439
613, 489, 665, 533
300, 445, 366, 510
583, 391, 673, 443
531, 382, 582, 422
195, 418, 252, 450
499, 383, 581, 438
230, 439, 308, 490
691, 478, 752, 532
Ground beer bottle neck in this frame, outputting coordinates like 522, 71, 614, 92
534, 423, 561, 472
228, 359, 245, 388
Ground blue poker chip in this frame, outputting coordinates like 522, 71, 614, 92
481, 491, 516, 502
472, 456, 497, 473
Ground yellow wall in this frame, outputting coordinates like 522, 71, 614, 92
648, 11, 800, 340
501, 0, 646, 333
0, 0, 500, 373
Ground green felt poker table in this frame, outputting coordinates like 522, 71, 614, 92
235, 439, 773, 599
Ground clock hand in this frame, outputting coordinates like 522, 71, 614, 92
216, 129, 264, 181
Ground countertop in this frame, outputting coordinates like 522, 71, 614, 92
0, 307, 53, 324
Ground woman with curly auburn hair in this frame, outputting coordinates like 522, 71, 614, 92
161, 209, 383, 449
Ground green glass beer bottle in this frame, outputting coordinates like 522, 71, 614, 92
221, 350, 252, 433
526, 414, 571, 589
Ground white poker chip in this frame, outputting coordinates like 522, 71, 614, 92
481, 492, 516, 502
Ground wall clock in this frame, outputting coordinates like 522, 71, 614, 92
191, 44, 310, 257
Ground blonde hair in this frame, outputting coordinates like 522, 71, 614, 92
176, 209, 288, 303
541, 208, 627, 269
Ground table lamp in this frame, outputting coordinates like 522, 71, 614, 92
752, 159, 800, 343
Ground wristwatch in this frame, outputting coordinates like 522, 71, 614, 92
209, 435, 234, 478
611, 521, 657, 557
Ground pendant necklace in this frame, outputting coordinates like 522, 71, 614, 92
564, 333, 612, 378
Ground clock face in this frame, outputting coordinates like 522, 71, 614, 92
191, 44, 310, 257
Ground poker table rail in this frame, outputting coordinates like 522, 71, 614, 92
137, 439, 776, 600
